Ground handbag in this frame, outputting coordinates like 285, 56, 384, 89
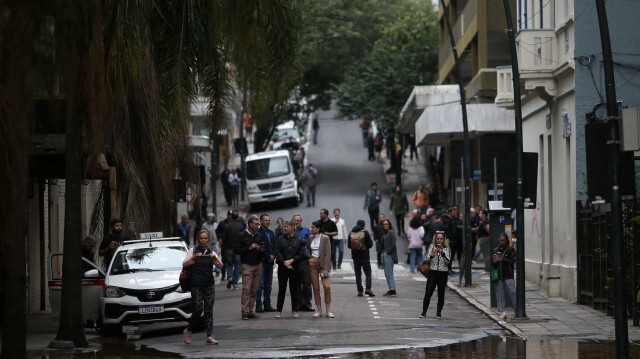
179, 266, 191, 292
419, 261, 430, 278
490, 268, 499, 282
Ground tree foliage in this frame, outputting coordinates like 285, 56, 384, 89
333, 0, 438, 135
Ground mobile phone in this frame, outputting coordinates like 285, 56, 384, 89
129, 221, 135, 227
436, 244, 443, 248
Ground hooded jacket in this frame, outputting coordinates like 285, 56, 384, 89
347, 225, 373, 261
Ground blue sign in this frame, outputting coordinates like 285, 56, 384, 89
473, 170, 482, 181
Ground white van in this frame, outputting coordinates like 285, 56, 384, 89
244, 150, 301, 207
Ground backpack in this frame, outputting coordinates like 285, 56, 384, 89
351, 230, 366, 250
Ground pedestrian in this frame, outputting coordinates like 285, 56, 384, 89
202, 213, 219, 254
331, 208, 348, 270
359, 119, 370, 147
303, 163, 318, 207
182, 230, 224, 345
293, 213, 314, 312
348, 220, 375, 297
477, 209, 491, 273
274, 217, 285, 238
99, 219, 137, 269
412, 184, 429, 215
274, 220, 305, 318
407, 216, 425, 274
408, 134, 419, 160
307, 220, 333, 318
493, 232, 517, 319
366, 130, 375, 161
419, 231, 451, 319
220, 165, 232, 206
81, 235, 97, 274
380, 219, 398, 296
312, 113, 320, 145
229, 168, 241, 206
373, 131, 383, 161
373, 213, 386, 269
363, 182, 382, 232
469, 207, 479, 264
256, 214, 277, 313
389, 185, 409, 236
235, 216, 264, 320
174, 214, 192, 246
215, 211, 232, 281
222, 210, 244, 289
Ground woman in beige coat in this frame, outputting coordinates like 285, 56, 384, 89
306, 220, 333, 318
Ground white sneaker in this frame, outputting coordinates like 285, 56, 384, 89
499, 311, 507, 319
326, 312, 334, 318
313, 312, 323, 318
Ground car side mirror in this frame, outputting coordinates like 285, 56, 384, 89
84, 269, 100, 278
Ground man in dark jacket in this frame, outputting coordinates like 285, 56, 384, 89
256, 214, 276, 312
423, 213, 445, 247
235, 216, 265, 320
348, 220, 375, 297
373, 213, 386, 269
223, 211, 244, 289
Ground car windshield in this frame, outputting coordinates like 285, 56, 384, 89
246, 156, 291, 180
110, 246, 187, 275
272, 128, 300, 141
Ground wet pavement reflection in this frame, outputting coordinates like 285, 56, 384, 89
31, 336, 639, 358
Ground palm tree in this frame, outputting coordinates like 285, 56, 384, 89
0, 0, 303, 354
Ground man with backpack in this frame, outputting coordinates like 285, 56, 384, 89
348, 219, 375, 297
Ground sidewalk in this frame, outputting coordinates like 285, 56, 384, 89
387, 154, 640, 342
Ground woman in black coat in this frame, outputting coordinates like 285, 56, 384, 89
273, 221, 305, 318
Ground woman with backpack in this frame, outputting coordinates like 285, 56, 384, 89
348, 220, 375, 297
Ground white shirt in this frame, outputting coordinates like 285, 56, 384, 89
310, 236, 321, 258
332, 217, 348, 240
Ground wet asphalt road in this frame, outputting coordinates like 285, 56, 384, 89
126, 118, 503, 358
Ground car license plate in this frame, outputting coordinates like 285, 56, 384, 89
139, 305, 164, 314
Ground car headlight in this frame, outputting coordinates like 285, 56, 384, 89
246, 185, 257, 193
105, 286, 125, 298
283, 179, 294, 188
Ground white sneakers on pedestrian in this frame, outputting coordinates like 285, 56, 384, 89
313, 312, 323, 318
499, 311, 507, 319
326, 312, 335, 318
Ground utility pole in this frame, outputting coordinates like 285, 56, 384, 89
439, 0, 472, 286
595, 1, 629, 357
502, 0, 526, 318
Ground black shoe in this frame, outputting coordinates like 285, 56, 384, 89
255, 306, 264, 313
365, 289, 375, 297
263, 305, 277, 312
419, 313, 426, 318
436, 313, 442, 319
306, 203, 311, 207
383, 290, 397, 297
299, 306, 315, 312
247, 313, 259, 319
357, 291, 363, 297
242, 315, 249, 320
227, 280, 232, 289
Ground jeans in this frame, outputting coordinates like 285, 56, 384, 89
353, 258, 372, 292
382, 252, 395, 291
409, 248, 423, 273
368, 207, 380, 232
375, 240, 382, 267
224, 249, 242, 285
331, 239, 344, 268
313, 129, 318, 144
240, 263, 262, 315
422, 270, 448, 315
256, 263, 274, 307
495, 278, 517, 313
306, 185, 316, 206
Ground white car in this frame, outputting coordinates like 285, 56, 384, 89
48, 237, 193, 334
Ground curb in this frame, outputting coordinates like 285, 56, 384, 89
447, 281, 527, 339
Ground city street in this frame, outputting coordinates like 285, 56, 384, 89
132, 117, 502, 357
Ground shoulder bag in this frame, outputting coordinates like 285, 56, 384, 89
419, 260, 430, 278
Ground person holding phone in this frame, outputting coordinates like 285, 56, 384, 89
419, 231, 451, 319
182, 230, 223, 345
493, 232, 517, 319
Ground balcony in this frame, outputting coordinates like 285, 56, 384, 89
515, 29, 560, 100
495, 66, 514, 108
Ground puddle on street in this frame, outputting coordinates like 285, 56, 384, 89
31, 336, 640, 358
